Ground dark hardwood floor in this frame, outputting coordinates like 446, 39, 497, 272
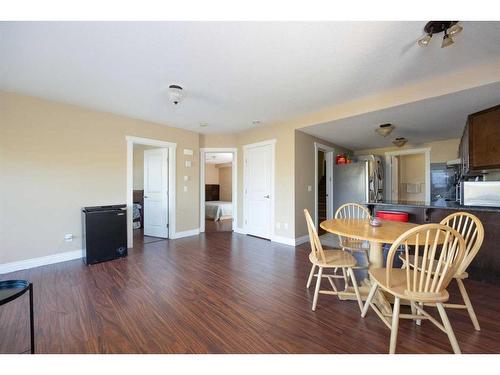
1, 231, 499, 354
205, 219, 233, 232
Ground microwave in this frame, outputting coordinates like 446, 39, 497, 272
461, 181, 500, 207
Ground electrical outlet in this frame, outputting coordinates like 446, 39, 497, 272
307, 185, 312, 192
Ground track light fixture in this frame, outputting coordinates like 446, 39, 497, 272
417, 21, 462, 48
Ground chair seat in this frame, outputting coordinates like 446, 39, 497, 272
340, 238, 369, 251
309, 249, 357, 268
369, 268, 450, 303
400, 254, 466, 279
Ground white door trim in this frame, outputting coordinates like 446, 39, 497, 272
384, 147, 431, 204
243, 139, 276, 240
126, 135, 177, 248
199, 148, 238, 232
314, 142, 335, 229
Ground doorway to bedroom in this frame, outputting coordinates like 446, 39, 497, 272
132, 143, 169, 245
200, 148, 237, 233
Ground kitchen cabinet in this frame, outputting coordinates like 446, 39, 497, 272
460, 104, 500, 175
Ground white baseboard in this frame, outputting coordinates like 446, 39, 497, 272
172, 228, 200, 239
0, 249, 83, 275
294, 235, 310, 246
234, 227, 247, 235
271, 235, 296, 247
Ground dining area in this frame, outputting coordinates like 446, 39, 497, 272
304, 203, 486, 354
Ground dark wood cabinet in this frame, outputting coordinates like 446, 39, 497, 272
460, 104, 500, 175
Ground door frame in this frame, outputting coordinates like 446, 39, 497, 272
199, 148, 238, 232
384, 147, 431, 204
243, 139, 276, 239
126, 135, 177, 248
314, 142, 334, 229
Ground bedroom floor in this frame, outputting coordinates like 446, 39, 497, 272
205, 219, 233, 232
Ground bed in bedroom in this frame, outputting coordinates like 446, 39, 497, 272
205, 184, 233, 221
205, 201, 233, 221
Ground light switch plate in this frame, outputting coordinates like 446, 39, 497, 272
183, 186, 188, 192
307, 185, 312, 192
185, 160, 192, 168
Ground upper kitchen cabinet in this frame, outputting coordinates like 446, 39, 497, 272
460, 104, 500, 174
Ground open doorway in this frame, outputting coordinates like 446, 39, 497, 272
200, 148, 237, 233
126, 136, 176, 249
132, 144, 169, 244
314, 142, 334, 235
385, 148, 431, 204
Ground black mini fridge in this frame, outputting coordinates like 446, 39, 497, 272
82, 205, 128, 265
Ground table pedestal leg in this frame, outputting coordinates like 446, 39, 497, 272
364, 241, 392, 315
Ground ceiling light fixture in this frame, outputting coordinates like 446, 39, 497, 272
417, 21, 462, 48
375, 123, 395, 137
199, 122, 209, 128
252, 120, 261, 126
441, 30, 454, 48
168, 84, 184, 105
392, 137, 408, 148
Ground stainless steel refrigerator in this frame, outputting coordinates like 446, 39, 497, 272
331, 155, 384, 214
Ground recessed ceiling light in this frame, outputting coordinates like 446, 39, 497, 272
252, 120, 261, 126
199, 122, 209, 128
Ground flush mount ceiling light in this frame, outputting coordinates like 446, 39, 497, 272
168, 84, 184, 105
392, 137, 408, 147
417, 21, 462, 48
252, 120, 262, 126
375, 123, 395, 137
199, 122, 209, 128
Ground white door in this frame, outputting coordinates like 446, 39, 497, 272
325, 151, 334, 219
143, 148, 169, 238
391, 155, 399, 201
244, 143, 273, 239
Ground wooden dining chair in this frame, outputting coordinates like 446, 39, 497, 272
361, 224, 466, 354
304, 209, 363, 312
400, 212, 484, 330
334, 203, 371, 269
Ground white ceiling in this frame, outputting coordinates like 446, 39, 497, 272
300, 82, 500, 150
205, 152, 233, 164
1, 21, 499, 134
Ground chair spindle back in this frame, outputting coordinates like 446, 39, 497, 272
334, 203, 371, 247
387, 224, 466, 298
440, 212, 484, 276
304, 209, 326, 263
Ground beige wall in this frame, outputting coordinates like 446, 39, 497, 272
355, 138, 460, 163
0, 92, 200, 264
200, 134, 237, 148
132, 144, 157, 190
204, 163, 219, 184
398, 153, 426, 201
218, 166, 232, 201
294, 130, 352, 238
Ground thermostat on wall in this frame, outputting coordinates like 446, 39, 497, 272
183, 149, 193, 156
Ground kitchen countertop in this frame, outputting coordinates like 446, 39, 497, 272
366, 199, 500, 212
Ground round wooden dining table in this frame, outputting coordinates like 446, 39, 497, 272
320, 218, 419, 269
320, 218, 419, 313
